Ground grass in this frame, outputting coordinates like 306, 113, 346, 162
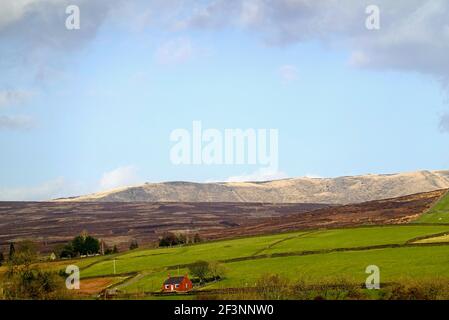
416, 191, 449, 223
117, 243, 449, 293
206, 245, 449, 289
58, 224, 449, 295
81, 232, 306, 277
262, 225, 449, 254
79, 225, 449, 278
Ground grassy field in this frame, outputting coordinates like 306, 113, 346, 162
416, 191, 449, 223
57, 224, 449, 296
79, 225, 449, 278
113, 244, 449, 293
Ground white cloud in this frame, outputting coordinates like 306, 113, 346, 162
0, 115, 35, 130
0, 90, 34, 108
181, 1, 449, 82
239, 0, 265, 27
278, 65, 298, 82
0, 0, 125, 83
99, 165, 142, 190
0, 177, 80, 201
226, 168, 288, 182
179, 0, 449, 130
0, 0, 39, 29
155, 37, 194, 65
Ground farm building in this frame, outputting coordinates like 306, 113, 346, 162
162, 274, 193, 292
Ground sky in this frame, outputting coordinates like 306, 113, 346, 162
1, 0, 449, 200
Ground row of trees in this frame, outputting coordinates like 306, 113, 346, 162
159, 232, 202, 247
1, 231, 195, 262
57, 234, 101, 258
57, 234, 141, 258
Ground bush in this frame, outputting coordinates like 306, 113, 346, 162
382, 279, 449, 300
8, 241, 38, 266
208, 261, 226, 281
255, 274, 291, 300
3, 240, 69, 299
188, 260, 211, 283
4, 267, 68, 299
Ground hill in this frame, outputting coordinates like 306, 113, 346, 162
56, 170, 449, 204
0, 189, 444, 251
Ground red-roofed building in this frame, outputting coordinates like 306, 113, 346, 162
162, 274, 193, 292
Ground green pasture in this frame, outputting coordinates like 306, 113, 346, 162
77, 225, 449, 289
416, 191, 449, 223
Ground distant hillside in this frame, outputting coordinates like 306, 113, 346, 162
56, 170, 449, 204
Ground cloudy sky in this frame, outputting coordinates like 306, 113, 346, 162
1, 0, 449, 200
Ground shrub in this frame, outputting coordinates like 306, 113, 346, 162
4, 267, 68, 299
188, 260, 211, 283
3, 240, 69, 299
208, 261, 226, 281
255, 274, 291, 300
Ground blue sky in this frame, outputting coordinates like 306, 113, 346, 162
1, 0, 449, 200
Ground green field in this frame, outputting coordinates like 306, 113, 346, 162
80, 225, 449, 278
70, 224, 449, 295
105, 244, 449, 293
416, 191, 449, 223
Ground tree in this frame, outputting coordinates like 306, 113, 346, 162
177, 233, 187, 244
84, 236, 100, 255
0, 251, 4, 266
112, 245, 119, 254
58, 233, 100, 258
158, 232, 192, 247
188, 260, 210, 283
129, 240, 139, 250
72, 235, 85, 255
159, 233, 179, 247
57, 242, 75, 258
208, 261, 226, 281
